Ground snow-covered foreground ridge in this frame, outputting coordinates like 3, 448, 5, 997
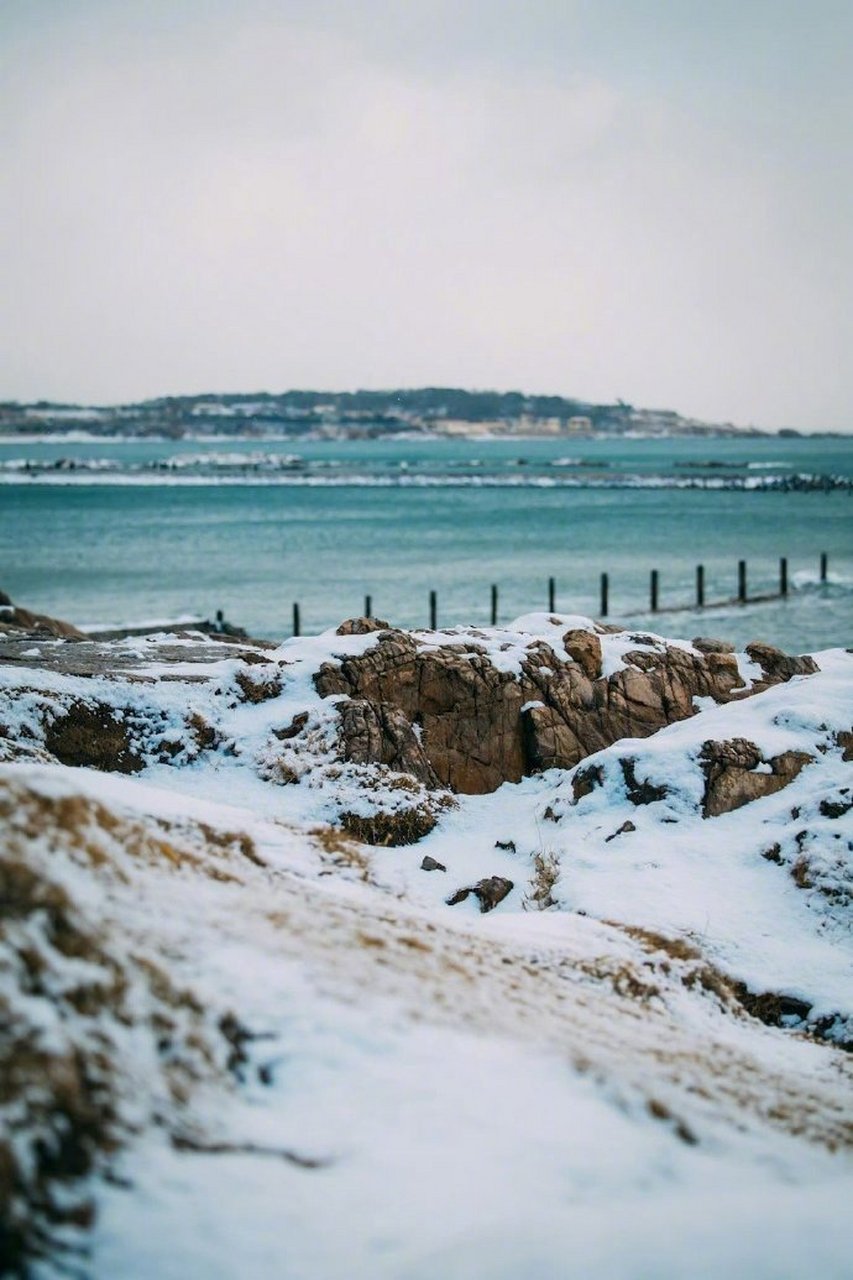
0, 608, 851, 1278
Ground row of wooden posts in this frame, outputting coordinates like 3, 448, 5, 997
289, 552, 830, 637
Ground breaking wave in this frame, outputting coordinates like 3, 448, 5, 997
0, 460, 850, 492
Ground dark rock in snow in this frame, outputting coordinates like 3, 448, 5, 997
446, 876, 514, 913
620, 758, 668, 806
605, 820, 637, 842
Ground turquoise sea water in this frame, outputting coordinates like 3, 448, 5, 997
2, 434, 851, 650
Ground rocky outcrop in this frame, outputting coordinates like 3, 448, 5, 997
337, 699, 439, 787
0, 596, 85, 639
745, 642, 819, 682
316, 625, 818, 795
316, 632, 528, 793
700, 738, 813, 818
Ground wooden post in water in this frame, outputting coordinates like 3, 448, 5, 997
491, 584, 498, 626
650, 569, 659, 613
364, 594, 372, 619
292, 602, 301, 637
738, 560, 747, 603
696, 564, 705, 608
548, 576, 556, 613
820, 552, 828, 582
600, 572, 609, 618
779, 559, 788, 597
429, 590, 437, 630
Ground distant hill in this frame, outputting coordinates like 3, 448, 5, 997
0, 388, 774, 438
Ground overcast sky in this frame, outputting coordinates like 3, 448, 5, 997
2, 1, 851, 429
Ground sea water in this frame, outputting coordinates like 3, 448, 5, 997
3, 433, 851, 650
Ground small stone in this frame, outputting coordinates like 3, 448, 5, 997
692, 636, 735, 655
335, 617, 392, 636
446, 876, 514, 913
605, 819, 636, 842
495, 839, 516, 853
562, 629, 603, 680
420, 855, 446, 872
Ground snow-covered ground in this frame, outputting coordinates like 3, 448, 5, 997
1, 614, 851, 1278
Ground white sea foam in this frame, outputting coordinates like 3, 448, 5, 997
0, 467, 846, 491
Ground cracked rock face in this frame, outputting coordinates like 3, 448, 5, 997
316, 626, 817, 795
336, 698, 439, 788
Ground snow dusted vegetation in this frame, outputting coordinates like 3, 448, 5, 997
0, 603, 851, 1277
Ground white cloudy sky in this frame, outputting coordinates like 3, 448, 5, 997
1, 0, 851, 429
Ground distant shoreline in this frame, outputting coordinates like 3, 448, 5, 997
1, 428, 848, 444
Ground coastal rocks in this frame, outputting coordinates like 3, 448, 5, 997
317, 625, 812, 795
745, 642, 819, 682
0, 596, 86, 640
317, 632, 528, 793
446, 876, 514, 913
336, 699, 439, 787
700, 738, 813, 818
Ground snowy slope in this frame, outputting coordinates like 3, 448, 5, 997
0, 616, 851, 1278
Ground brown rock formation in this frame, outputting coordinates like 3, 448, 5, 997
700, 739, 813, 818
0, 600, 85, 640
317, 626, 817, 795
562, 628, 603, 680
336, 617, 392, 636
745, 642, 819, 682
337, 699, 439, 787
317, 632, 527, 793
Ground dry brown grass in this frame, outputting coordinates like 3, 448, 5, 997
310, 825, 373, 881
523, 850, 560, 911
339, 805, 438, 846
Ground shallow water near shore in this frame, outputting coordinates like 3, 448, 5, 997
3, 434, 851, 648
